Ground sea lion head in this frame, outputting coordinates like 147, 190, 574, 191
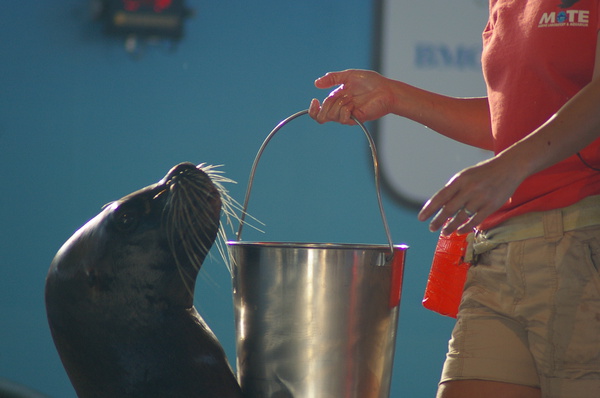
45, 162, 242, 397
46, 162, 222, 312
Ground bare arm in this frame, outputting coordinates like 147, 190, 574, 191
309, 70, 493, 150
388, 82, 492, 150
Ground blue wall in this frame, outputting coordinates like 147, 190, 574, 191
0, 1, 454, 396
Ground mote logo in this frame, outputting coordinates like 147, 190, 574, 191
538, 9, 590, 27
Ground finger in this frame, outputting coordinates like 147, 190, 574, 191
314, 74, 335, 89
314, 70, 348, 89
441, 207, 476, 236
308, 98, 322, 121
315, 88, 351, 124
314, 91, 340, 123
418, 184, 458, 223
455, 203, 490, 234
310, 91, 336, 123
424, 193, 476, 233
442, 210, 467, 235
326, 94, 355, 125
456, 218, 478, 235
339, 104, 354, 125
430, 206, 459, 232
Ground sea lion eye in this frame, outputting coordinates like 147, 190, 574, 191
86, 269, 97, 287
113, 207, 140, 232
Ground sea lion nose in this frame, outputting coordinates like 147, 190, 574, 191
171, 162, 198, 174
165, 162, 199, 181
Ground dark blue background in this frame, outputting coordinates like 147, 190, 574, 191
0, 1, 454, 396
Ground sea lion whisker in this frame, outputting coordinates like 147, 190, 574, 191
153, 188, 168, 201
197, 164, 265, 236
191, 204, 234, 273
175, 202, 216, 266
223, 194, 264, 233
164, 192, 208, 297
164, 209, 195, 297
211, 230, 231, 273
178, 220, 213, 261
174, 257, 196, 298
197, 169, 265, 274
197, 163, 234, 181
168, 165, 261, 278
168, 221, 205, 298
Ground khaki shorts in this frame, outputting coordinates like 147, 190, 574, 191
441, 205, 600, 397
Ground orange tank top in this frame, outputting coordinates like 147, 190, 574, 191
480, 0, 600, 230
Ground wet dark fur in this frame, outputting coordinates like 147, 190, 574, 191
45, 163, 243, 398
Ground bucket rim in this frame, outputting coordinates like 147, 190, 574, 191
226, 241, 409, 251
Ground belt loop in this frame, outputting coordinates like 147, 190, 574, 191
543, 209, 564, 239
464, 232, 475, 263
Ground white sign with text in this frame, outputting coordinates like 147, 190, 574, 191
376, 0, 491, 208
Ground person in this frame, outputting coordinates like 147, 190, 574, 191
309, 1, 600, 397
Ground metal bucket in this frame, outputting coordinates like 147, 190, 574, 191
227, 110, 407, 398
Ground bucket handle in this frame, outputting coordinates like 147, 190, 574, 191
235, 109, 395, 257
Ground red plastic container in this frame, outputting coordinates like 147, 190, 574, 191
422, 231, 471, 318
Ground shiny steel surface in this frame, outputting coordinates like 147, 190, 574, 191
228, 110, 408, 398
229, 242, 407, 398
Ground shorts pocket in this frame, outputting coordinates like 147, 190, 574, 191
583, 233, 600, 274
551, 229, 600, 375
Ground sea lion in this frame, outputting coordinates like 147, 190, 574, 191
45, 162, 243, 398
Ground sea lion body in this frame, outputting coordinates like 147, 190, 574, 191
45, 163, 242, 398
